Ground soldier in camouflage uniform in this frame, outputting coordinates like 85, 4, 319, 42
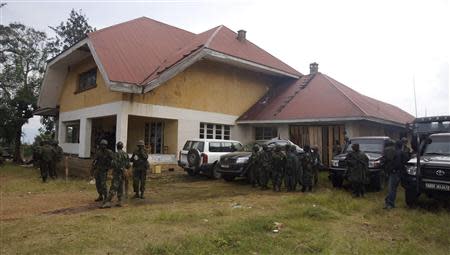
247, 145, 260, 188
271, 145, 286, 192
92, 139, 114, 202
102, 141, 130, 208
301, 145, 314, 192
296, 148, 304, 190
345, 143, 369, 197
39, 140, 54, 183
131, 140, 149, 199
259, 144, 272, 190
383, 139, 396, 179
284, 145, 299, 191
311, 145, 321, 186
49, 140, 64, 179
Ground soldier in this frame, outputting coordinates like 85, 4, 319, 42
296, 148, 304, 190
92, 139, 114, 202
131, 140, 149, 199
247, 145, 260, 188
259, 144, 271, 190
332, 140, 342, 156
345, 143, 369, 198
384, 140, 410, 209
39, 140, 54, 183
311, 145, 321, 186
284, 145, 298, 192
101, 141, 130, 208
401, 137, 412, 158
49, 140, 64, 179
271, 145, 286, 192
301, 145, 314, 192
383, 139, 396, 179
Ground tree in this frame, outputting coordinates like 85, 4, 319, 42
49, 9, 95, 52
0, 23, 52, 162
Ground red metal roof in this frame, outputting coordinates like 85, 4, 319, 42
238, 73, 415, 125
88, 17, 300, 85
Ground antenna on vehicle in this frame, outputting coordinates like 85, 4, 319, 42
413, 74, 418, 117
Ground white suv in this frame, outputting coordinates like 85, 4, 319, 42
178, 139, 243, 179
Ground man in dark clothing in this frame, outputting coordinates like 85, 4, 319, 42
247, 145, 260, 188
102, 141, 130, 208
383, 140, 396, 179
332, 140, 342, 156
345, 143, 369, 197
92, 139, 114, 202
49, 140, 63, 179
311, 145, 321, 186
301, 145, 314, 192
271, 145, 286, 192
259, 144, 272, 190
285, 145, 299, 191
39, 140, 54, 183
384, 140, 410, 209
131, 140, 149, 199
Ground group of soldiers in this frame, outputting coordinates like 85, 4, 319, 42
34, 140, 64, 182
92, 139, 149, 208
246, 144, 321, 192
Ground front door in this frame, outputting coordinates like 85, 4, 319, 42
145, 122, 164, 154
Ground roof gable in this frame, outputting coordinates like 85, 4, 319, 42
239, 73, 414, 126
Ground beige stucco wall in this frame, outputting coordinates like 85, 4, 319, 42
128, 60, 272, 116
58, 57, 123, 112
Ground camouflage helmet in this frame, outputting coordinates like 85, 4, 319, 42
262, 144, 269, 150
100, 139, 108, 145
137, 140, 145, 146
116, 141, 124, 149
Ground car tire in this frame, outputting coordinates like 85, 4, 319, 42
331, 175, 343, 187
187, 149, 201, 168
223, 175, 235, 182
371, 172, 385, 191
405, 188, 419, 207
210, 163, 222, 180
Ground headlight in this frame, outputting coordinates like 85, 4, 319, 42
236, 157, 249, 164
368, 160, 381, 168
331, 160, 339, 167
406, 165, 417, 176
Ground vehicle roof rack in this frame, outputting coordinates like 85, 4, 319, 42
407, 115, 450, 134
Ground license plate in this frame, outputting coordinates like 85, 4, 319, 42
221, 165, 229, 169
425, 183, 450, 191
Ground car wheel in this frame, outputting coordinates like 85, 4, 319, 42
405, 188, 419, 207
211, 163, 222, 180
331, 175, 343, 188
223, 175, 235, 182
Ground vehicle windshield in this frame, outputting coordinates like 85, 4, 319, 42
424, 137, 450, 156
346, 139, 384, 153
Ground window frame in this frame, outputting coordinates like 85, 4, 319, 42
65, 122, 80, 144
255, 127, 278, 141
199, 122, 231, 140
76, 68, 97, 93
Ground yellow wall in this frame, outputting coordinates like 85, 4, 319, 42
59, 57, 122, 112
128, 60, 272, 116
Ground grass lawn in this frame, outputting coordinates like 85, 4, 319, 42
1, 163, 449, 255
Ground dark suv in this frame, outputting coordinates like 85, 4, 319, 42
217, 138, 303, 182
329, 136, 390, 191
402, 116, 450, 206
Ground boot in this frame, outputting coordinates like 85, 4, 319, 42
140, 192, 145, 199
95, 195, 103, 202
100, 201, 112, 208
132, 193, 140, 199
301, 186, 306, 192
115, 200, 122, 207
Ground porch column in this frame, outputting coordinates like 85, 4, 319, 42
57, 118, 65, 145
79, 118, 92, 158
116, 113, 128, 152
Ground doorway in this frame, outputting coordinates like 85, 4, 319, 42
145, 122, 164, 154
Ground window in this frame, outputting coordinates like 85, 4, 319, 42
78, 68, 97, 92
255, 127, 278, 140
65, 122, 80, 143
199, 123, 231, 140
209, 142, 243, 153
183, 140, 205, 152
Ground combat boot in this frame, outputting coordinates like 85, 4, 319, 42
116, 200, 122, 207
95, 195, 103, 202
132, 193, 140, 199
100, 201, 111, 209
140, 192, 145, 199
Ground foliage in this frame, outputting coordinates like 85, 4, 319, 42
0, 23, 52, 162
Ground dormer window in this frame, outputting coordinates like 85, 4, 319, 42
77, 68, 97, 92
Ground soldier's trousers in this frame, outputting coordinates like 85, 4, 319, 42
40, 161, 50, 182
259, 167, 270, 188
248, 166, 259, 186
133, 168, 147, 194
272, 171, 283, 190
106, 169, 124, 202
351, 181, 365, 197
49, 162, 57, 178
285, 175, 296, 191
95, 169, 108, 198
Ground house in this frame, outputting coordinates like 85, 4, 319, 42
35, 17, 413, 167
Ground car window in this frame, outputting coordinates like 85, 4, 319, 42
232, 142, 243, 151
209, 142, 222, 152
183, 141, 204, 152
346, 139, 384, 153
424, 136, 450, 155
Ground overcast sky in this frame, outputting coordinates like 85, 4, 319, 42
1, 0, 449, 143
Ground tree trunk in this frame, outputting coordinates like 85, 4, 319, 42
13, 125, 23, 163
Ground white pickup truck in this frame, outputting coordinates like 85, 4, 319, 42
178, 139, 243, 179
